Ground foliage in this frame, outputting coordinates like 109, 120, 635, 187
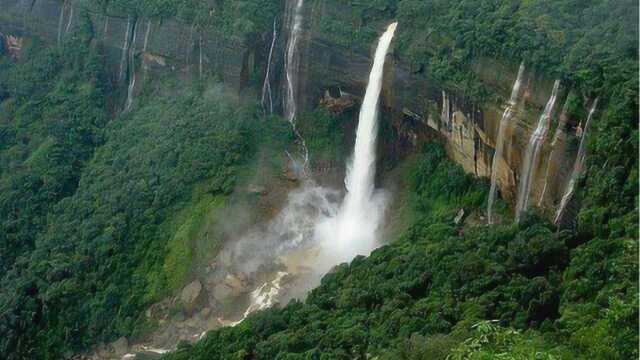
163, 144, 584, 360
448, 321, 567, 360
0, 44, 280, 357
0, 34, 108, 276
85, 0, 281, 41
314, 0, 638, 103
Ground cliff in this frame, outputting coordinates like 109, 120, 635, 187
0, 0, 587, 222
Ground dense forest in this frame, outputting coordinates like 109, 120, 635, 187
0, 0, 637, 359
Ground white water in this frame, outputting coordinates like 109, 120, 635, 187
537, 98, 569, 206
441, 90, 453, 131
554, 99, 598, 225
316, 22, 397, 266
103, 16, 109, 38
262, 18, 278, 114
231, 22, 397, 321
515, 80, 560, 221
119, 16, 132, 82
142, 20, 152, 53
283, 0, 309, 173
120, 25, 398, 354
64, 4, 74, 34
487, 62, 525, 224
124, 20, 138, 112
242, 271, 288, 318
56, 0, 66, 45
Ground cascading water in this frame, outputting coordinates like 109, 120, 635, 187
317, 22, 397, 265
537, 98, 570, 206
103, 16, 109, 38
119, 16, 133, 82
554, 99, 598, 225
142, 20, 152, 53
262, 18, 278, 115
56, 0, 66, 45
283, 0, 309, 173
487, 63, 525, 224
120, 24, 399, 351
124, 20, 138, 112
64, 4, 74, 34
515, 80, 560, 221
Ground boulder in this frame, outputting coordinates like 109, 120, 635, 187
180, 280, 206, 314
110, 337, 129, 357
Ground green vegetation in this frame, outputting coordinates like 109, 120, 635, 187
0, 35, 108, 275
314, 0, 638, 103
164, 143, 635, 359
87, 0, 281, 41
0, 0, 636, 359
0, 28, 292, 359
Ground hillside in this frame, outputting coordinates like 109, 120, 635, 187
0, 0, 637, 359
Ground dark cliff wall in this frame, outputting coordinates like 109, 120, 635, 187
0, 0, 585, 220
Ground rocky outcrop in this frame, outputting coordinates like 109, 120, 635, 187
299, 10, 585, 219
180, 280, 206, 315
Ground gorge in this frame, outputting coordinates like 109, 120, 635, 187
0, 1, 637, 359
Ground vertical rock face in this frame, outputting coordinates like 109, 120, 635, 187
0, 0, 590, 220
0, 0, 249, 90
300, 14, 586, 218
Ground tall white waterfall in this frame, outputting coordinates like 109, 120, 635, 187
554, 99, 598, 225
515, 80, 560, 221
317, 22, 397, 264
283, 0, 309, 172
487, 63, 525, 224
262, 18, 278, 114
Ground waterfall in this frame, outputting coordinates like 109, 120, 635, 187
64, 4, 74, 34
537, 98, 570, 206
124, 20, 138, 112
317, 22, 397, 264
554, 99, 598, 225
515, 80, 560, 221
103, 16, 109, 38
142, 20, 152, 53
441, 91, 451, 129
56, 0, 66, 45
119, 16, 133, 82
283, 0, 309, 173
199, 35, 204, 79
487, 63, 525, 224
262, 18, 277, 115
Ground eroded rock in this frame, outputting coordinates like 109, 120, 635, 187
110, 337, 129, 357
180, 280, 205, 314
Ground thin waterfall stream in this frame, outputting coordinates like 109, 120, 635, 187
554, 99, 599, 225
283, 0, 309, 174
515, 80, 560, 221
487, 62, 525, 224
262, 18, 278, 115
